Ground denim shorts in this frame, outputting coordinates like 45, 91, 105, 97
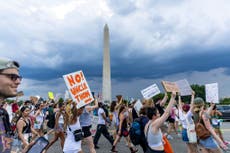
199, 136, 219, 149
182, 128, 189, 142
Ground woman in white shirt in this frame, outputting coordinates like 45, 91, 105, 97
63, 102, 84, 153
178, 91, 198, 153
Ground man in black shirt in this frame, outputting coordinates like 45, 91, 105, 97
0, 58, 21, 153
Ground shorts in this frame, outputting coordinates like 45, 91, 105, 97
199, 136, 219, 149
182, 128, 189, 142
82, 125, 92, 138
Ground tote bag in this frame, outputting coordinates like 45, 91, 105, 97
163, 135, 174, 153
186, 117, 197, 143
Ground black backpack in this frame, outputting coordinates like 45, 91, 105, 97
0, 107, 12, 135
46, 107, 55, 129
129, 116, 148, 145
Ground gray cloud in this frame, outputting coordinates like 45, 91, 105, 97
2, 0, 230, 99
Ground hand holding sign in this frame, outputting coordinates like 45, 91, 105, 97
205, 83, 219, 103
63, 70, 94, 108
161, 81, 179, 93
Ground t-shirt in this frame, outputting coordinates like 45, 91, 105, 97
97, 108, 105, 125
178, 109, 193, 129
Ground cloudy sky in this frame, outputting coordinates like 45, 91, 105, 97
1, 0, 230, 101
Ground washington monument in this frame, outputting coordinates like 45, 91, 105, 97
102, 24, 112, 103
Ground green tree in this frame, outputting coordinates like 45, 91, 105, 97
191, 84, 205, 100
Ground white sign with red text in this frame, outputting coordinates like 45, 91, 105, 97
63, 70, 94, 107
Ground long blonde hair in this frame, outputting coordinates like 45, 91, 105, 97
67, 102, 78, 125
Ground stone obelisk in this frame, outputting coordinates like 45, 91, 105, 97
102, 24, 111, 104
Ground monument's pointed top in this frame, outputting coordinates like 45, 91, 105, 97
104, 24, 109, 29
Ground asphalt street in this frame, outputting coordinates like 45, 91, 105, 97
47, 122, 230, 153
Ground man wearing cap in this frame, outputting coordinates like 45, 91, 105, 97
0, 58, 22, 153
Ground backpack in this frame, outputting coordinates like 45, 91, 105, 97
195, 113, 211, 140
0, 107, 12, 135
129, 116, 148, 145
46, 107, 55, 129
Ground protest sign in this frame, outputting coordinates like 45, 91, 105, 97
175, 79, 192, 96
63, 70, 94, 107
162, 81, 179, 92
48, 92, 54, 100
134, 99, 143, 113
91, 115, 99, 136
205, 83, 219, 103
141, 84, 160, 99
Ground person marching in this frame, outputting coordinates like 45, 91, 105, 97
63, 101, 84, 153
144, 91, 176, 153
93, 102, 114, 149
0, 58, 22, 153
111, 105, 138, 153
79, 97, 98, 153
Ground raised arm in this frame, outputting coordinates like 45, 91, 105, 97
155, 91, 176, 128
189, 90, 195, 112
206, 103, 215, 115
160, 93, 168, 106
85, 98, 98, 112
178, 93, 182, 110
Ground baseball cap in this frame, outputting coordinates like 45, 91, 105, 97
0, 58, 20, 70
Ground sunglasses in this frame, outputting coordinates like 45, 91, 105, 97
0, 73, 22, 81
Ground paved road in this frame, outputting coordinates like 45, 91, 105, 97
47, 122, 230, 153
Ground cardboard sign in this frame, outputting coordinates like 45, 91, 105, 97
205, 83, 219, 103
175, 79, 192, 96
48, 92, 54, 100
134, 99, 143, 114
63, 70, 94, 107
91, 115, 99, 136
162, 81, 179, 92
141, 84, 160, 99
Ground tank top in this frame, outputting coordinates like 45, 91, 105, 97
22, 118, 31, 133
146, 122, 163, 148
79, 108, 92, 127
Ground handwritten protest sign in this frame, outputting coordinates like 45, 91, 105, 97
162, 81, 179, 92
175, 79, 192, 96
91, 115, 99, 136
48, 92, 54, 100
134, 99, 143, 113
63, 70, 94, 107
141, 84, 160, 99
205, 83, 219, 103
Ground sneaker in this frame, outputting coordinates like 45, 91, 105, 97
94, 145, 100, 149
110, 148, 118, 153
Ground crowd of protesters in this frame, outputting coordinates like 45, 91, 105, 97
0, 57, 229, 153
